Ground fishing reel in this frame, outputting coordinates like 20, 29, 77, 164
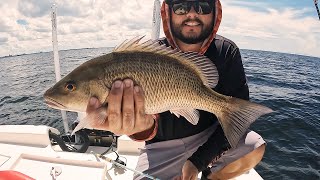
49, 122, 118, 154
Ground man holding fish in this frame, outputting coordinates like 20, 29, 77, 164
90, 0, 267, 179
44, 0, 272, 179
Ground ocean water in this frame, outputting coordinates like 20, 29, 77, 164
0, 48, 319, 179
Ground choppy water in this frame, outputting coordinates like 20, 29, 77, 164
0, 48, 319, 179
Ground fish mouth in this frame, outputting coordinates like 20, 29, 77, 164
44, 97, 67, 110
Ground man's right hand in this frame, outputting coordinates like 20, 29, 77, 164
86, 79, 155, 136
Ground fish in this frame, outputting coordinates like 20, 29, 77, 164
44, 37, 273, 148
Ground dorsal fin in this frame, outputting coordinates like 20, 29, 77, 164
113, 36, 219, 88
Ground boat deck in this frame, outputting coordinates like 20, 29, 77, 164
0, 125, 263, 180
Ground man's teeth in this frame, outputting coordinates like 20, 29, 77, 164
185, 22, 200, 26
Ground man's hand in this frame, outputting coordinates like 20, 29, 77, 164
86, 79, 154, 135
174, 160, 199, 180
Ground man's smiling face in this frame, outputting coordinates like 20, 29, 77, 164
170, 1, 214, 44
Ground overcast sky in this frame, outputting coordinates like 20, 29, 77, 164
0, 0, 319, 57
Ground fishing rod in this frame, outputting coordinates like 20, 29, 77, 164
315, 0, 320, 20
51, 2, 70, 133
151, 0, 161, 40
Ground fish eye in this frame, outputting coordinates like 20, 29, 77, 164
65, 82, 76, 92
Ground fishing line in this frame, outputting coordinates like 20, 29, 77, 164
96, 154, 161, 180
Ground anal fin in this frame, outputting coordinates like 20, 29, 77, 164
170, 109, 200, 125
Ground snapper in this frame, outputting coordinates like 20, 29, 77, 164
44, 37, 273, 148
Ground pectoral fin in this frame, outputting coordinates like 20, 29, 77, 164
71, 107, 108, 135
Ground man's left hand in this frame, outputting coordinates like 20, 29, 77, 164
174, 160, 199, 180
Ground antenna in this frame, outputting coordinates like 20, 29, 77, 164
51, 2, 70, 133
315, 0, 320, 20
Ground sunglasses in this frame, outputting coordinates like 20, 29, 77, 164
168, 1, 214, 15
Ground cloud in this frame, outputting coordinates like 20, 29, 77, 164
18, 0, 51, 18
0, 0, 319, 58
0, 2, 18, 33
0, 23, 12, 32
219, 0, 320, 57
57, 0, 94, 17
0, 37, 8, 44
70, 24, 102, 34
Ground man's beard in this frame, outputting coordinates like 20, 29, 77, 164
171, 18, 214, 44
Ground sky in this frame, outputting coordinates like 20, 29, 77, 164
0, 0, 319, 57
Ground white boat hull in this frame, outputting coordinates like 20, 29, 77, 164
0, 125, 263, 180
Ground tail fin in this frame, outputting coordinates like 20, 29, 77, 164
216, 97, 273, 148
